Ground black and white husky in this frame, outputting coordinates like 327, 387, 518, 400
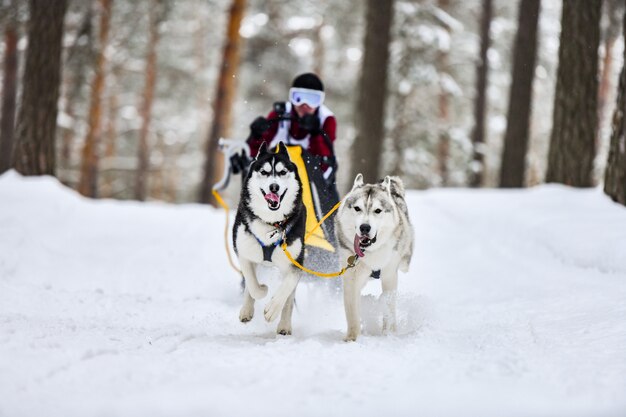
335, 174, 414, 341
233, 142, 306, 335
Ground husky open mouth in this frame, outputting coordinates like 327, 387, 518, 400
262, 189, 287, 211
353, 234, 377, 257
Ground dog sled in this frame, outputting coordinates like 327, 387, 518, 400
214, 137, 341, 274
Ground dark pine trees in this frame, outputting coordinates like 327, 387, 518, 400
12, 0, 67, 176
469, 0, 492, 188
0, 0, 20, 174
546, 0, 602, 187
350, 0, 394, 184
78, 0, 113, 197
604, 8, 626, 205
135, 0, 166, 201
499, 0, 541, 188
199, 0, 247, 205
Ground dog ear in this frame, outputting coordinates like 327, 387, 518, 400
382, 176, 392, 199
276, 141, 288, 156
352, 173, 364, 190
388, 176, 405, 197
382, 176, 391, 190
258, 142, 268, 156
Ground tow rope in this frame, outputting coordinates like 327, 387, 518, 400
212, 189, 241, 275
212, 189, 359, 278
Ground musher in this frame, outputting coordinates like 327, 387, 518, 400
230, 73, 338, 195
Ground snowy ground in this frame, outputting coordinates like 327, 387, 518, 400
1, 171, 625, 417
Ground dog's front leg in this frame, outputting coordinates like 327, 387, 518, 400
239, 258, 268, 300
264, 269, 300, 323
343, 269, 364, 342
276, 290, 296, 335
239, 287, 255, 323
381, 265, 399, 333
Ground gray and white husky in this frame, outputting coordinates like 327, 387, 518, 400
335, 174, 414, 341
233, 142, 305, 335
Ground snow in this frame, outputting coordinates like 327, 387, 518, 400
239, 13, 269, 39
1, 171, 625, 417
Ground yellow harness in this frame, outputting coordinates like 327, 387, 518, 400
212, 189, 358, 279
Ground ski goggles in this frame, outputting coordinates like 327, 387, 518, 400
289, 87, 325, 108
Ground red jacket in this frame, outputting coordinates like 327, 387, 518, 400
247, 106, 336, 159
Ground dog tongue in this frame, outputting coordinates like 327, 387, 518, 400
264, 193, 280, 204
353, 234, 365, 258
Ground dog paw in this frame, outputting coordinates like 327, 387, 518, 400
239, 307, 254, 323
277, 327, 292, 336
344, 326, 360, 342
264, 298, 284, 323
343, 333, 358, 342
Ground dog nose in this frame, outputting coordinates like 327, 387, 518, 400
359, 224, 371, 235
269, 183, 280, 194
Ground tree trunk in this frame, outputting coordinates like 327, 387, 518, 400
135, 0, 163, 201
100, 70, 118, 198
595, 0, 624, 150
499, 0, 541, 188
78, 0, 113, 197
313, 24, 325, 79
389, 100, 410, 178
350, 0, 394, 184
437, 89, 450, 186
60, 5, 93, 175
469, 0, 492, 188
12, 0, 67, 176
198, 0, 246, 205
603, 8, 626, 205
546, 0, 602, 187
193, 8, 210, 156
436, 0, 451, 186
597, 37, 617, 148
0, 22, 18, 174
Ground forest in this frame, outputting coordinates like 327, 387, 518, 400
1, 0, 625, 205
1, 2, 626, 416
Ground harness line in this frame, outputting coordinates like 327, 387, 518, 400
212, 189, 358, 278
212, 189, 242, 275
279, 240, 358, 279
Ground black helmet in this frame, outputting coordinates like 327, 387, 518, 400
291, 73, 324, 92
